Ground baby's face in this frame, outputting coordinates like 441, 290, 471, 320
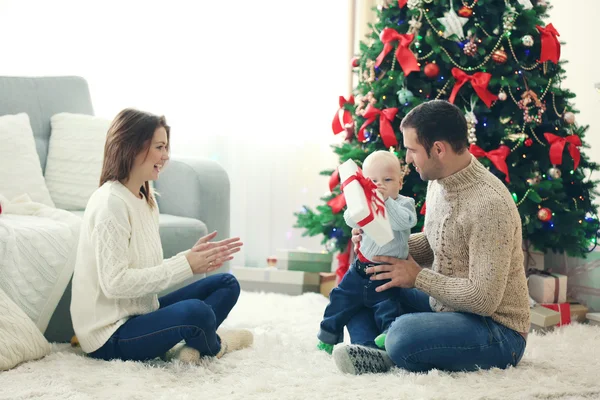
363, 161, 402, 200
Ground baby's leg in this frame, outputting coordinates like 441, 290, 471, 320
317, 268, 364, 353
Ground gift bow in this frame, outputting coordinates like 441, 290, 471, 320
332, 95, 355, 135
536, 23, 560, 64
358, 104, 398, 148
374, 29, 419, 76
469, 144, 511, 182
543, 133, 581, 170
449, 68, 498, 108
341, 169, 386, 227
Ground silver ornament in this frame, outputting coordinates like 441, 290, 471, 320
397, 88, 414, 104
407, 0, 423, 9
548, 167, 562, 179
522, 35, 534, 47
325, 238, 337, 252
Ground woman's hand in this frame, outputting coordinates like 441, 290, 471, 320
186, 232, 243, 274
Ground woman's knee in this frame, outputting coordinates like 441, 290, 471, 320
222, 273, 241, 300
174, 299, 216, 329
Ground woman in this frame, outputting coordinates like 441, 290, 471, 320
70, 108, 252, 363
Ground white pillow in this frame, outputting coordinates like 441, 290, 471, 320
45, 113, 111, 210
0, 286, 52, 371
0, 113, 55, 207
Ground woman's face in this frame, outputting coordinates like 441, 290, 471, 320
132, 126, 169, 182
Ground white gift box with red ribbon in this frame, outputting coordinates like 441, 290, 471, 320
338, 159, 393, 247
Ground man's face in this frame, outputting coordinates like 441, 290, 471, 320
403, 127, 443, 181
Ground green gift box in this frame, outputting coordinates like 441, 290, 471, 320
275, 249, 333, 273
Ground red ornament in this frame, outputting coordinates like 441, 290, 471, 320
458, 6, 473, 17
537, 207, 552, 222
524, 138, 533, 147
351, 57, 360, 68
424, 63, 440, 78
491, 48, 508, 64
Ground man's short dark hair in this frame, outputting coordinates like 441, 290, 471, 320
400, 100, 468, 156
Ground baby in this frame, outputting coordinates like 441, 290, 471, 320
317, 150, 417, 353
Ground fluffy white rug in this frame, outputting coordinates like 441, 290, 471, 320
1, 291, 599, 400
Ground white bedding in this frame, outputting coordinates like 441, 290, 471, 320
0, 193, 81, 332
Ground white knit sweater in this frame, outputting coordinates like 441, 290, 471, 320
70, 181, 193, 353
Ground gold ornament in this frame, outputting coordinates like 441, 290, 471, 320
492, 48, 508, 64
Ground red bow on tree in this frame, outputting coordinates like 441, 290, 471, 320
399, 0, 407, 7
375, 29, 419, 76
536, 24, 560, 64
449, 68, 498, 108
358, 104, 398, 148
469, 144, 511, 182
332, 96, 354, 135
543, 133, 582, 170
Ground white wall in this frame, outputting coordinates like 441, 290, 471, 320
548, 1, 600, 207
0, 0, 351, 267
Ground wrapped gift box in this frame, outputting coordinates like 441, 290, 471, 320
528, 271, 567, 304
545, 248, 600, 312
338, 159, 393, 246
275, 249, 333, 273
529, 305, 560, 332
541, 303, 571, 326
232, 266, 320, 296
569, 302, 589, 323
587, 312, 600, 326
320, 272, 337, 298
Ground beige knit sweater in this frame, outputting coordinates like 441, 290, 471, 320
410, 155, 531, 333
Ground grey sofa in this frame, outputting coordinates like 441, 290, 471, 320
0, 76, 230, 342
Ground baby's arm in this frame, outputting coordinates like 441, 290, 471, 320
386, 196, 417, 231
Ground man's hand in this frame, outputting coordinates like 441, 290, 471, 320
366, 255, 422, 292
351, 228, 362, 252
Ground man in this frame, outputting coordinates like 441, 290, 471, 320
333, 100, 530, 375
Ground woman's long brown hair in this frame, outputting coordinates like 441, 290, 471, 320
99, 108, 170, 207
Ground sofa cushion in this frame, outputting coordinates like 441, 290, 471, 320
0, 113, 54, 207
0, 286, 52, 371
69, 211, 207, 259
45, 113, 111, 210
159, 214, 208, 258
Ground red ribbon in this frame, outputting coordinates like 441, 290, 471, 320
449, 68, 498, 108
543, 133, 581, 170
536, 24, 560, 64
336, 241, 352, 282
420, 202, 426, 216
358, 104, 398, 148
375, 29, 419, 76
327, 193, 346, 214
341, 170, 386, 227
332, 95, 355, 135
469, 144, 511, 182
329, 169, 340, 192
399, 0, 407, 7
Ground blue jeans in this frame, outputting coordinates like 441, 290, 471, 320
88, 273, 240, 361
347, 287, 527, 372
318, 260, 400, 345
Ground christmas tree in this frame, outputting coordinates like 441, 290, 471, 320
295, 0, 599, 279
